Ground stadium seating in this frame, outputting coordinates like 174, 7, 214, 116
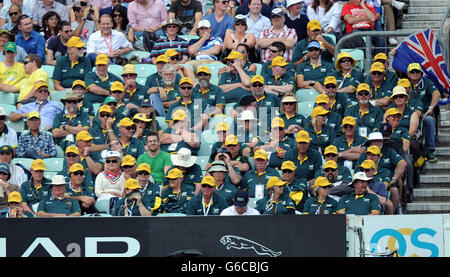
134, 64, 157, 78
295, 89, 319, 103
50, 90, 70, 102
197, 143, 214, 157
340, 49, 365, 70
201, 129, 218, 144
0, 104, 16, 115
41, 65, 54, 77
12, 158, 34, 170
196, 155, 210, 172
156, 116, 168, 130
297, 102, 315, 117
0, 92, 17, 105
44, 158, 64, 172
95, 198, 111, 214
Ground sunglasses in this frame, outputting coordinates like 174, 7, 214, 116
80, 2, 87, 6
107, 103, 117, 106
340, 58, 352, 63
137, 171, 149, 175
201, 184, 214, 188
269, 49, 279, 53
198, 72, 210, 77
122, 74, 136, 78
9, 12, 19, 16
122, 165, 135, 169
409, 69, 421, 74
170, 56, 180, 61
113, 14, 122, 17
283, 102, 296, 106
111, 90, 124, 94
325, 84, 336, 89
252, 83, 264, 88
308, 48, 320, 52
324, 153, 337, 158
66, 153, 78, 158
235, 22, 246, 26
343, 125, 354, 129
221, 0, 229, 4
0, 116, 6, 121
63, 30, 72, 33
371, 71, 383, 76
65, 100, 79, 104
282, 170, 293, 174
99, 113, 111, 118
357, 91, 370, 96
166, 25, 178, 29
362, 168, 373, 173
322, 185, 333, 189
393, 95, 405, 99
105, 159, 118, 163
23, 60, 32, 65
125, 126, 136, 131
72, 171, 84, 176
324, 168, 336, 173
180, 86, 193, 90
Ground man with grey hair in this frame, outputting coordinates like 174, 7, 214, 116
148, 63, 181, 117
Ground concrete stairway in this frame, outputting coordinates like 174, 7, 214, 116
406, 105, 450, 214
395, 0, 449, 43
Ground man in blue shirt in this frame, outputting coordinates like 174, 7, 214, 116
15, 14, 45, 62
203, 0, 234, 40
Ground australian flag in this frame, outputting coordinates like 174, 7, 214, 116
392, 28, 450, 94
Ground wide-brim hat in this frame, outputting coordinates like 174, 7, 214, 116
171, 148, 197, 168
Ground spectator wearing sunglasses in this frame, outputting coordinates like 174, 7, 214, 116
134, 163, 161, 213
31, 0, 69, 28
242, 149, 280, 198
52, 36, 92, 91
278, 93, 305, 137
111, 117, 146, 160
205, 160, 237, 206
71, 80, 96, 119
303, 105, 336, 154
18, 54, 49, 105
344, 83, 384, 137
52, 91, 91, 151
163, 48, 197, 86
279, 161, 308, 212
64, 163, 98, 215
303, 176, 338, 215
316, 145, 352, 184
57, 145, 94, 191
366, 61, 396, 109
160, 167, 193, 214
255, 176, 295, 215
108, 81, 138, 123
149, 19, 189, 64
121, 154, 137, 179
219, 50, 254, 103
367, 52, 398, 88
89, 105, 120, 152
75, 130, 104, 177
95, 150, 125, 204
45, 20, 72, 66
0, 145, 25, 189
203, 0, 235, 40
331, 116, 366, 169
186, 175, 228, 215
322, 76, 353, 119
192, 65, 226, 117
332, 52, 364, 102
223, 16, 256, 60
261, 56, 295, 98
1, 4, 23, 34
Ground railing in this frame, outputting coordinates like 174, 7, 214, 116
438, 3, 450, 66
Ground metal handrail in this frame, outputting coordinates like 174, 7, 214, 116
438, 3, 450, 67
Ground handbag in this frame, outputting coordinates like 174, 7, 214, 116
142, 31, 160, 52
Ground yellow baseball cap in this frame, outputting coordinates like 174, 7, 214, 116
95, 54, 109, 65
172, 109, 187, 121
8, 191, 22, 203
335, 52, 356, 70
324, 145, 338, 155
125, 178, 141, 190
76, 130, 93, 141
271, 117, 285, 128
216, 122, 229, 131
269, 56, 288, 68
397, 78, 411, 88
254, 149, 268, 160
133, 113, 152, 122
122, 64, 137, 75
201, 175, 216, 187
265, 176, 286, 190
27, 111, 40, 120
312, 176, 331, 188
373, 53, 388, 61
296, 130, 310, 143
110, 81, 124, 92
166, 167, 184, 179
385, 107, 403, 117
197, 66, 211, 75
407, 63, 422, 72
155, 55, 170, 63
307, 19, 321, 31
324, 160, 338, 169
315, 94, 330, 104
223, 50, 243, 61
98, 105, 112, 114
356, 83, 370, 93
251, 75, 265, 84
67, 36, 85, 48
165, 48, 181, 57
137, 163, 151, 173
366, 145, 381, 155
324, 75, 338, 85
69, 163, 84, 173
281, 160, 296, 171
31, 159, 46, 171
179, 77, 193, 86
370, 62, 385, 73
359, 159, 376, 170
342, 116, 357, 126
119, 117, 136, 127
311, 106, 330, 118
224, 135, 238, 146
121, 155, 136, 166
34, 82, 49, 92
65, 145, 80, 155
72, 80, 86, 89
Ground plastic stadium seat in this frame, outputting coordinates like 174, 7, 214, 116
135, 64, 157, 78
95, 198, 111, 214
109, 64, 124, 77
136, 77, 146, 86
0, 104, 16, 115
201, 129, 218, 144
55, 146, 65, 158
50, 90, 70, 102
156, 116, 168, 130
248, 198, 258, 208
340, 49, 365, 70
44, 171, 57, 180
93, 103, 101, 115
297, 102, 315, 117
199, 63, 226, 85
7, 120, 25, 132
323, 33, 336, 45
197, 143, 214, 157
41, 65, 54, 77
12, 158, 34, 170
44, 158, 64, 172
255, 63, 262, 75
121, 50, 150, 61
295, 89, 319, 103
196, 155, 210, 171
0, 92, 17, 105
224, 102, 236, 116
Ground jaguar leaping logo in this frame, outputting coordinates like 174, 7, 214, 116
220, 235, 282, 257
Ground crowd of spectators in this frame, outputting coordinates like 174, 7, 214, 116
0, 0, 445, 218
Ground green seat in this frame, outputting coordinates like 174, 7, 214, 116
197, 143, 214, 157
7, 120, 25, 132
50, 90, 70, 102
224, 102, 236, 116
136, 77, 146, 86
297, 102, 315, 117
248, 198, 258, 208
0, 92, 17, 105
156, 116, 168, 130
93, 103, 101, 115
55, 146, 65, 158
44, 171, 58, 180
44, 158, 64, 172
208, 115, 233, 131
109, 64, 124, 78
12, 158, 34, 170
198, 63, 226, 85
197, 155, 210, 171
295, 89, 319, 102
121, 50, 150, 61
41, 65, 54, 77
255, 63, 262, 75
95, 197, 111, 214
135, 64, 157, 78
201, 129, 218, 144
0, 104, 17, 115
323, 33, 336, 45
178, 35, 199, 42
340, 49, 365, 71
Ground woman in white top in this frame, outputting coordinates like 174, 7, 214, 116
306, 0, 342, 35
94, 151, 126, 199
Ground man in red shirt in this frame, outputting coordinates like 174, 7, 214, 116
341, 0, 377, 48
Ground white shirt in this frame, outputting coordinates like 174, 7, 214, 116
0, 125, 18, 149
220, 205, 261, 216
306, 3, 342, 33
244, 13, 272, 39
86, 29, 133, 55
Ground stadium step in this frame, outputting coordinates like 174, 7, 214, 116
408, 0, 450, 7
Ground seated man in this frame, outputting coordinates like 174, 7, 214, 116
261, 56, 295, 98
45, 20, 72, 66
0, 145, 26, 188
366, 61, 395, 109
160, 167, 194, 214
316, 145, 353, 184
18, 54, 49, 104
332, 52, 364, 102
127, 0, 168, 39
296, 40, 335, 93
192, 65, 226, 117
167, 0, 203, 35
15, 14, 46, 62
52, 36, 92, 91
84, 54, 122, 104
340, 0, 377, 49
186, 175, 229, 215
20, 159, 51, 216
260, 41, 296, 78
64, 163, 97, 215
148, 19, 189, 64
323, 75, 353, 119
112, 178, 153, 216
0, 42, 27, 93
169, 148, 203, 194
242, 149, 280, 198
16, 111, 57, 159
218, 50, 254, 103
121, 64, 148, 107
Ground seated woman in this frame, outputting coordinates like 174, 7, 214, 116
278, 93, 305, 137
304, 106, 336, 153
306, 0, 342, 38
222, 16, 256, 63
111, 5, 134, 43
42, 11, 61, 40
255, 176, 296, 215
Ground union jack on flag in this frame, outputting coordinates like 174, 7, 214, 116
392, 28, 450, 94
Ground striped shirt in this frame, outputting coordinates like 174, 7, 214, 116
188, 37, 223, 61
150, 36, 189, 58
259, 25, 297, 63
16, 130, 57, 158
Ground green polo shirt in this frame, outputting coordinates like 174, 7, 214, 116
266, 135, 297, 169
139, 181, 162, 213
58, 165, 94, 192
85, 71, 122, 103
329, 92, 354, 118
123, 83, 148, 106
260, 61, 296, 79
344, 103, 384, 135
186, 191, 229, 215
79, 151, 103, 169
120, 137, 146, 159
261, 71, 295, 95
65, 183, 95, 198
388, 101, 423, 130
53, 55, 92, 88
355, 146, 405, 178
337, 192, 381, 215
160, 127, 199, 156
279, 113, 305, 130
160, 186, 194, 214
409, 77, 438, 109
215, 182, 237, 206
144, 72, 182, 91
390, 126, 411, 145
52, 109, 91, 149
218, 70, 255, 103
315, 164, 353, 183
304, 125, 336, 154
283, 147, 323, 181
80, 99, 95, 117
296, 61, 335, 85
367, 79, 395, 100
165, 98, 207, 128
366, 70, 398, 88
303, 196, 338, 214
90, 118, 120, 147
332, 134, 367, 168
114, 103, 139, 122
192, 83, 225, 109
242, 167, 280, 198
20, 179, 51, 208
37, 194, 81, 215
292, 36, 336, 64
137, 150, 173, 184
304, 110, 343, 136
333, 69, 364, 102
112, 198, 153, 216
255, 196, 295, 215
